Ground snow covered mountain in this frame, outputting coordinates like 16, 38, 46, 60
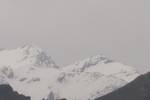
0, 45, 139, 100
0, 44, 58, 69
51, 55, 139, 100
0, 45, 60, 100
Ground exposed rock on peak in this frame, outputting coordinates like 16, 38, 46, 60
0, 44, 58, 69
0, 66, 14, 79
83, 55, 113, 66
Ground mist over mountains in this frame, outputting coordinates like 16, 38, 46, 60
0, 45, 146, 100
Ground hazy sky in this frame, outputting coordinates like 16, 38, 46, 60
0, 0, 150, 73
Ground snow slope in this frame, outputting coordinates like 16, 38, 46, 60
51, 55, 139, 100
0, 45, 139, 100
0, 45, 60, 100
0, 44, 58, 69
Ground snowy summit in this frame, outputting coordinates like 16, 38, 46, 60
0, 45, 139, 100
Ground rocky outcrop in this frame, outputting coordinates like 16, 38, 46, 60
0, 84, 31, 100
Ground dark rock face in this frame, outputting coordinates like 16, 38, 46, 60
95, 72, 150, 100
0, 84, 31, 100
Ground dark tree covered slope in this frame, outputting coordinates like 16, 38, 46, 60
96, 72, 150, 100
0, 84, 31, 100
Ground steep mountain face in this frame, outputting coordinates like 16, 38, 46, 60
0, 45, 60, 100
0, 44, 58, 69
95, 72, 150, 100
0, 84, 30, 100
0, 45, 139, 100
50, 55, 139, 100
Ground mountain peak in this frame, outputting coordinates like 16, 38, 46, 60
20, 44, 42, 52
0, 44, 59, 69
83, 55, 113, 66
66, 54, 114, 72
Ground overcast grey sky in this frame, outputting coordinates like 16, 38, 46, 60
0, 0, 150, 73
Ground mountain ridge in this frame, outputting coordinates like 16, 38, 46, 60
0, 45, 139, 100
